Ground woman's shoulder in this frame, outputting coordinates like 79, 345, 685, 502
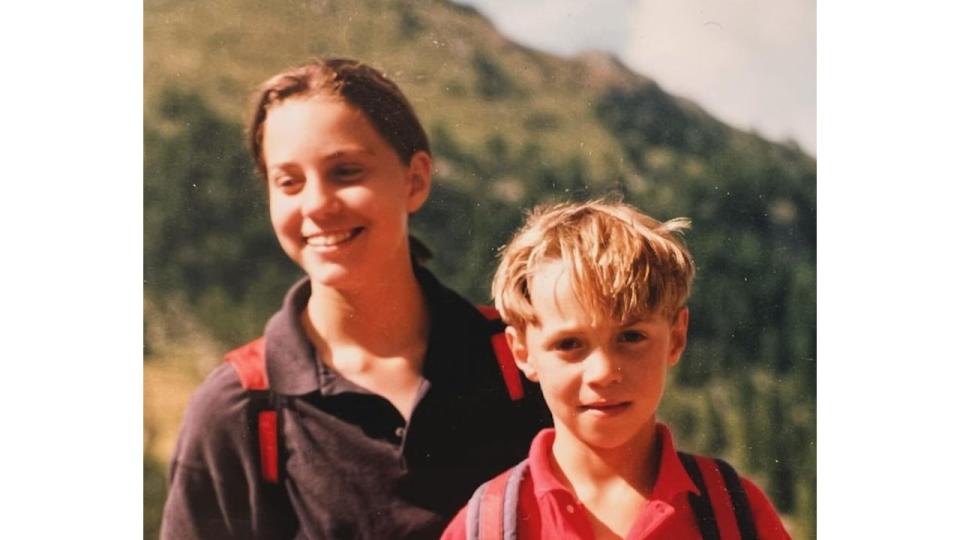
186, 362, 251, 419
172, 361, 259, 468
420, 269, 497, 332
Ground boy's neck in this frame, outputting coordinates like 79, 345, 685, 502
550, 419, 662, 504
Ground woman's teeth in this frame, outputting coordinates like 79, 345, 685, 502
306, 229, 359, 247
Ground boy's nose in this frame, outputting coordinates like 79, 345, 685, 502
583, 350, 622, 387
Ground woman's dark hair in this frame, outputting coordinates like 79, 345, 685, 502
248, 58, 431, 178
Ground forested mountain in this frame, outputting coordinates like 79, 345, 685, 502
144, 0, 815, 537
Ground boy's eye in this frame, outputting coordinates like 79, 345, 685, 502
553, 337, 583, 352
618, 330, 647, 344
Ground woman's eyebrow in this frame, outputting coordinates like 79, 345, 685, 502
267, 162, 302, 175
267, 147, 376, 173
321, 147, 376, 161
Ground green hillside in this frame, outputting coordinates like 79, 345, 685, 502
144, 0, 816, 538
146, 0, 642, 178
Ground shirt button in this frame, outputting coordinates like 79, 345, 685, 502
395, 427, 405, 438
565, 504, 575, 514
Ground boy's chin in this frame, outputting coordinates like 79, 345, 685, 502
580, 431, 643, 451
558, 422, 646, 452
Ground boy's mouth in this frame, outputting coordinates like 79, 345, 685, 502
580, 401, 632, 416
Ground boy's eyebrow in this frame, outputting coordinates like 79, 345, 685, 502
621, 314, 657, 326
536, 323, 585, 338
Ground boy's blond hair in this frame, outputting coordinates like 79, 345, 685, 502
492, 199, 695, 330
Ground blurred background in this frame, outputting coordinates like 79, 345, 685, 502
144, 0, 816, 537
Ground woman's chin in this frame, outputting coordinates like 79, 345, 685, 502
295, 241, 411, 292
303, 264, 355, 290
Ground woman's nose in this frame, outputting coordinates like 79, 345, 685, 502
301, 177, 341, 218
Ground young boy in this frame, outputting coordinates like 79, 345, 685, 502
442, 200, 790, 539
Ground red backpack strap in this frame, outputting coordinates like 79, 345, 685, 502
466, 459, 530, 540
224, 337, 280, 484
475, 305, 525, 401
224, 337, 268, 390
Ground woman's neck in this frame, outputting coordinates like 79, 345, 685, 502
303, 259, 429, 359
301, 258, 431, 420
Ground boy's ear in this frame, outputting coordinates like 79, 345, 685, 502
405, 150, 432, 213
667, 307, 689, 367
506, 325, 538, 382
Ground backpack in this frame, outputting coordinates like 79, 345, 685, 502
465, 453, 759, 540
224, 305, 524, 484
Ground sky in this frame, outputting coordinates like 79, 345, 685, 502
456, 0, 816, 156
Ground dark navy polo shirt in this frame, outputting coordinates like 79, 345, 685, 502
161, 268, 552, 540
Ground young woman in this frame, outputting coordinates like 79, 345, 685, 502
160, 59, 550, 539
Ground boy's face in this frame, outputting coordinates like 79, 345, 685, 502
506, 260, 688, 451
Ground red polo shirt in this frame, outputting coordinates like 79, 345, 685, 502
442, 423, 791, 539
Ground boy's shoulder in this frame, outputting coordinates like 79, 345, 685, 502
672, 448, 791, 540
442, 426, 791, 540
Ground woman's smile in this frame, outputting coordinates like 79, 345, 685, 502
304, 227, 365, 251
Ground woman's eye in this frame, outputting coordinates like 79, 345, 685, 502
619, 330, 647, 344
332, 165, 363, 181
275, 177, 303, 191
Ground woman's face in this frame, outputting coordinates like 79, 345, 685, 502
261, 97, 430, 290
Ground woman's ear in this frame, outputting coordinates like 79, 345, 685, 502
406, 150, 432, 213
668, 307, 689, 367
506, 325, 538, 382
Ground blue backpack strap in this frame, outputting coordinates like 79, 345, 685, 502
678, 452, 721, 540
715, 458, 759, 540
466, 459, 530, 540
